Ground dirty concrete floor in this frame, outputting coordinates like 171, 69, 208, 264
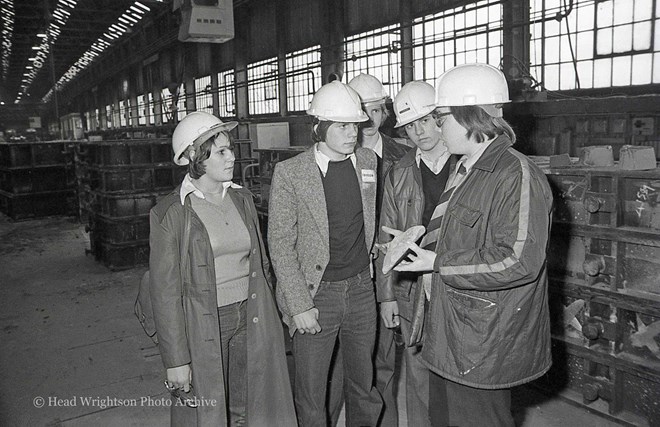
0, 215, 642, 426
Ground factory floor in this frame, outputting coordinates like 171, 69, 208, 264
0, 215, 645, 427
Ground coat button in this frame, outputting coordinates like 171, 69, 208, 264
251, 293, 257, 299
252, 248, 257, 254
315, 265, 322, 271
308, 284, 314, 290
251, 272, 257, 278
252, 317, 259, 323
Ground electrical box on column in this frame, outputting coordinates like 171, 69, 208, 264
173, 0, 234, 43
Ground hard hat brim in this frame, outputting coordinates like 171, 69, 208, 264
192, 120, 238, 146
306, 111, 370, 123
361, 97, 388, 107
393, 108, 435, 128
174, 120, 238, 166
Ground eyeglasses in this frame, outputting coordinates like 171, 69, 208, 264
433, 112, 451, 128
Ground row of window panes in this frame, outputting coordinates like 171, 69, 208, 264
195, 76, 214, 115
530, 0, 659, 89
286, 45, 322, 112
344, 24, 402, 99
88, 0, 657, 129
412, 0, 503, 82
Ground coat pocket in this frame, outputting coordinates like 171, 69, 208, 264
445, 288, 497, 376
448, 203, 482, 228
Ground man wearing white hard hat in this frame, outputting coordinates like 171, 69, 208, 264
395, 63, 553, 426
347, 73, 410, 426
374, 80, 457, 427
268, 81, 383, 426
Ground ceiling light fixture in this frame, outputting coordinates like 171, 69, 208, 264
1, 0, 14, 82
122, 13, 139, 24
43, 1, 152, 103
134, 2, 150, 12
17, 0, 78, 103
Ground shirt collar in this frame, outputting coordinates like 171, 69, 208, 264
179, 174, 241, 205
371, 133, 383, 158
415, 147, 451, 174
314, 143, 357, 177
458, 137, 496, 173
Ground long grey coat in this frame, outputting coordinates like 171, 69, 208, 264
149, 186, 296, 426
268, 146, 378, 334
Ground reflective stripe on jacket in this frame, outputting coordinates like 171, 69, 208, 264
422, 135, 554, 389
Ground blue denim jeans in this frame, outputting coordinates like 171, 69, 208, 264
218, 300, 247, 426
292, 268, 383, 427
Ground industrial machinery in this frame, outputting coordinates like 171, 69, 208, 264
537, 164, 660, 425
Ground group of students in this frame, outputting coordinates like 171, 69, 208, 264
147, 62, 554, 427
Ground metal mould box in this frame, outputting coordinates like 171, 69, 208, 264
0, 189, 77, 221
86, 213, 150, 245
0, 166, 76, 194
88, 236, 149, 271
76, 139, 173, 167
84, 189, 170, 219
0, 141, 74, 168
84, 164, 187, 194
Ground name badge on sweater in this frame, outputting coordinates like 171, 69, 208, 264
361, 169, 376, 183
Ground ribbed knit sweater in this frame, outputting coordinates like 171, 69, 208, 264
190, 193, 250, 307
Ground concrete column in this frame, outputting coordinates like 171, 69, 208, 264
502, 0, 529, 82
320, 0, 345, 83
400, 0, 414, 85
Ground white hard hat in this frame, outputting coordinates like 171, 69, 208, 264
435, 63, 511, 117
393, 81, 436, 128
172, 111, 237, 165
307, 81, 369, 122
348, 73, 388, 106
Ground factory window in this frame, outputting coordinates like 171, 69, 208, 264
530, 0, 658, 90
217, 69, 236, 118
88, 108, 101, 130
412, 1, 503, 82
147, 92, 155, 125
195, 75, 213, 114
105, 105, 113, 129
114, 104, 120, 128
84, 112, 92, 132
119, 100, 128, 127
137, 95, 147, 126
161, 84, 186, 123
286, 46, 322, 112
344, 24, 402, 99
248, 57, 279, 115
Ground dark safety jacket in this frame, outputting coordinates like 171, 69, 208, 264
421, 135, 554, 389
149, 186, 296, 426
375, 148, 457, 304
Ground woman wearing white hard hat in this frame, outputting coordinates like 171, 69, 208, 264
394, 63, 553, 427
268, 81, 383, 426
149, 111, 296, 426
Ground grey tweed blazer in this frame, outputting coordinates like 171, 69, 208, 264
267, 145, 378, 334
